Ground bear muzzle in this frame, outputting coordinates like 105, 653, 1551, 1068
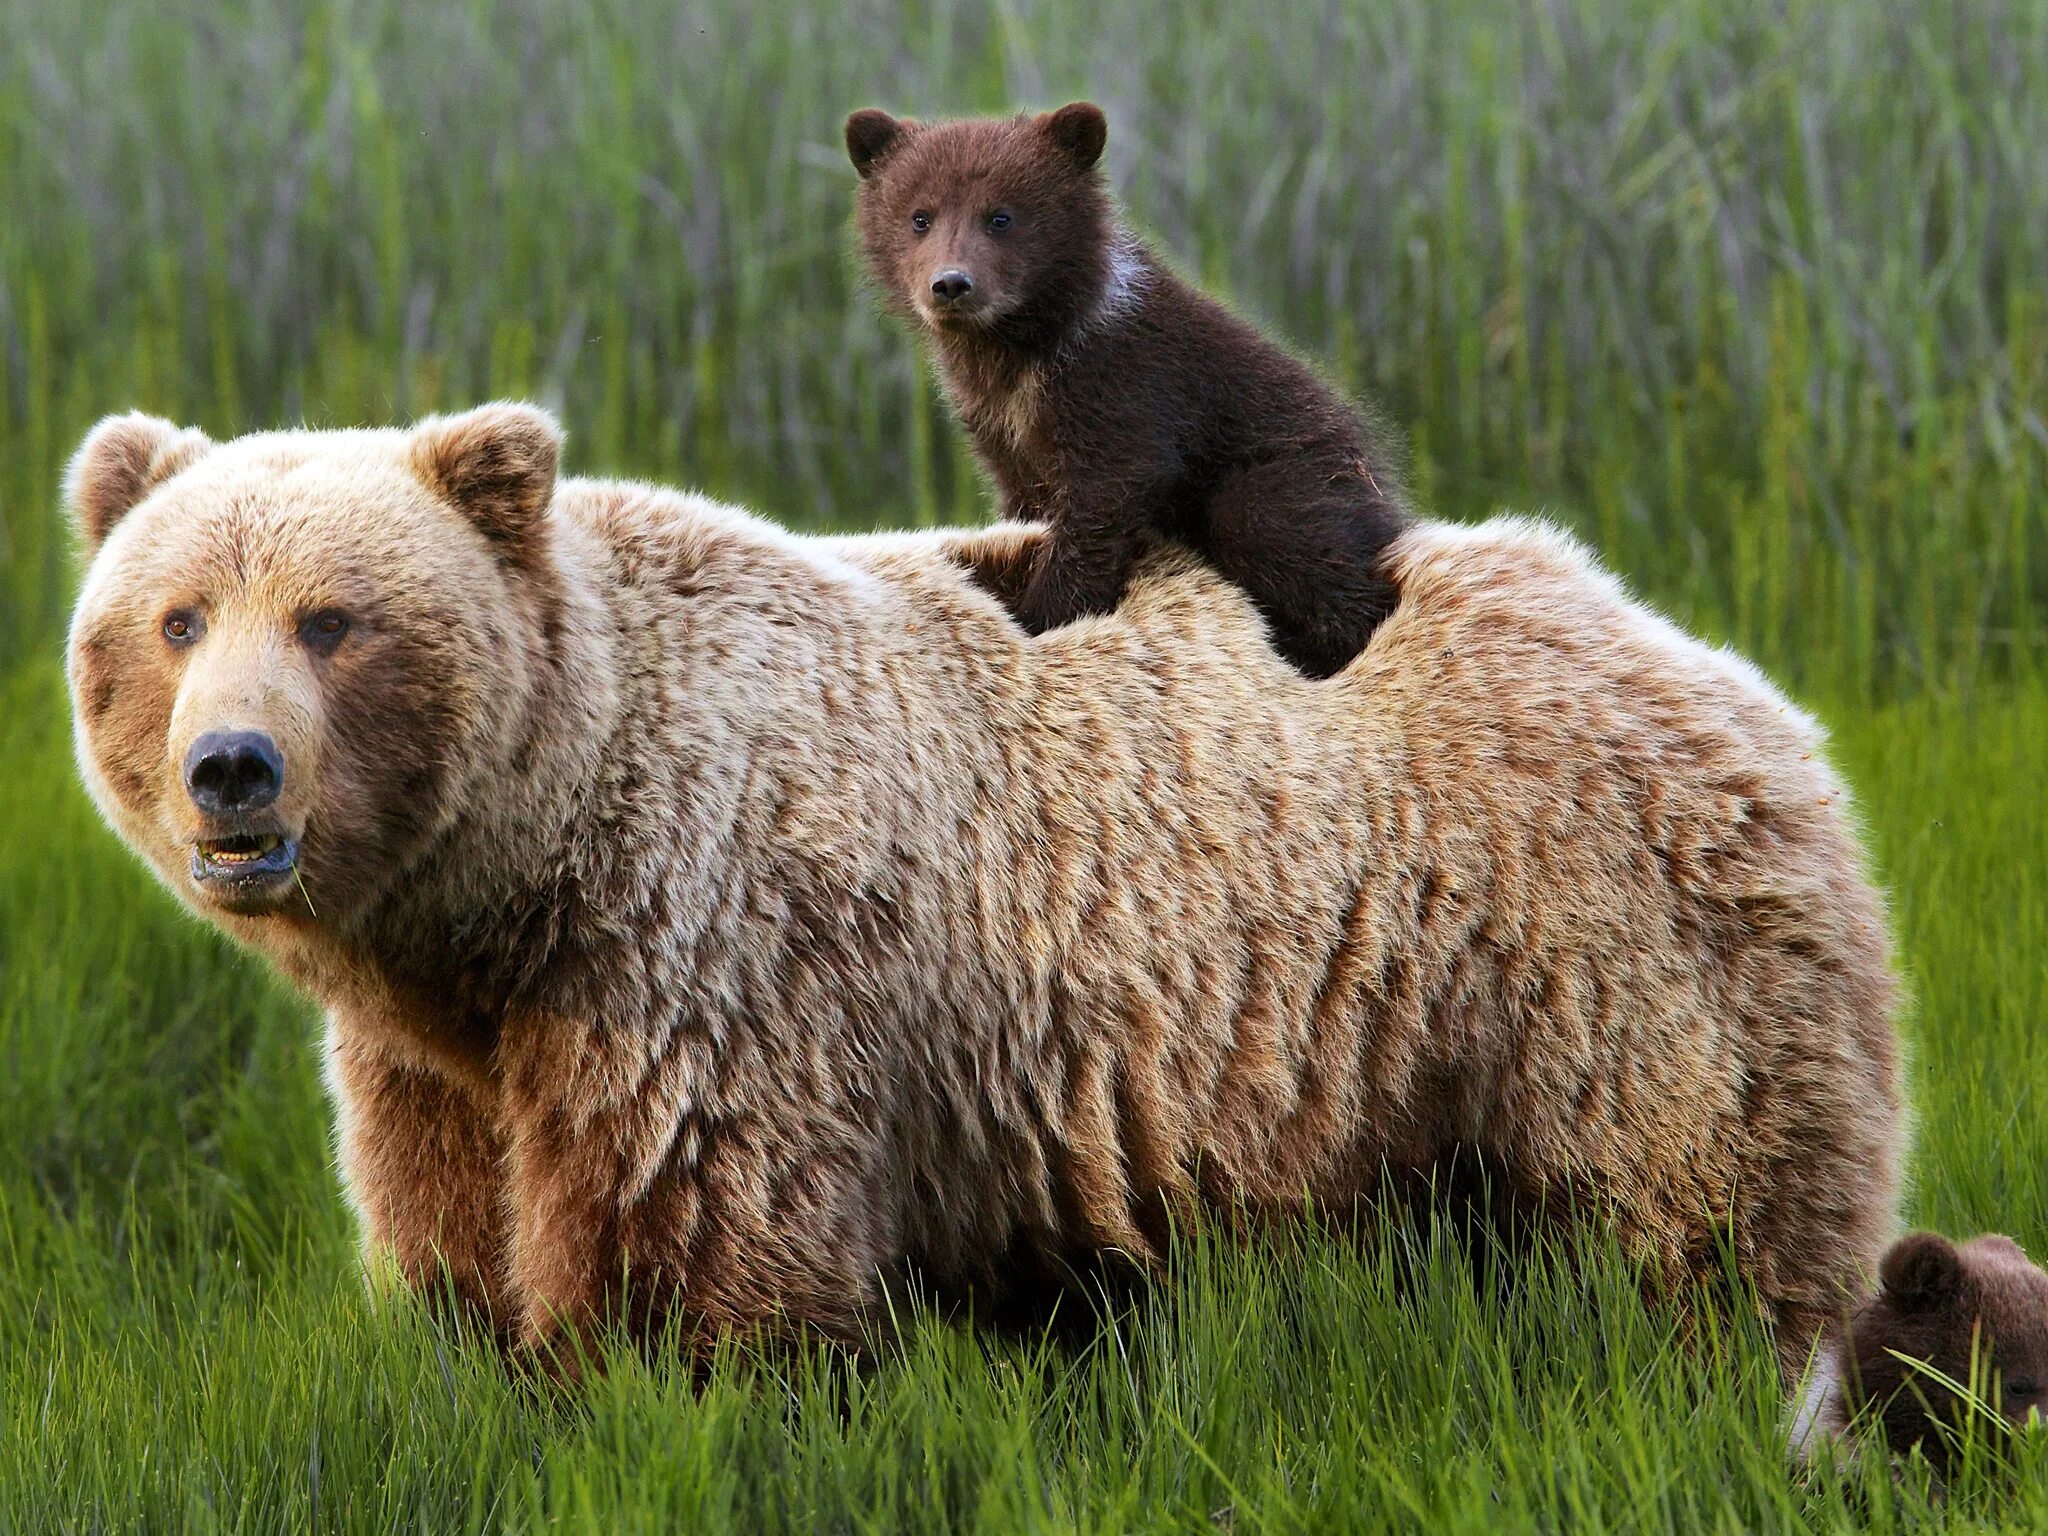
182, 729, 303, 901
919, 263, 994, 327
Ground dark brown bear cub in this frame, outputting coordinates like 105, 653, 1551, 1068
845, 102, 1410, 677
1827, 1232, 2048, 1471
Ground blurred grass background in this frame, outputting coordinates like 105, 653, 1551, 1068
3, 0, 2048, 1529
3, 0, 2044, 690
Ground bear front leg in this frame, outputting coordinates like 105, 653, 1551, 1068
1012, 497, 1151, 635
497, 1019, 886, 1376
324, 1018, 512, 1332
947, 516, 1048, 613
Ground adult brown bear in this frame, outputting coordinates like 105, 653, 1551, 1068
65, 403, 1902, 1380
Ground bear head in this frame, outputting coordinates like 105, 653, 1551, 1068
846, 102, 1116, 350
65, 402, 563, 930
1846, 1231, 2048, 1466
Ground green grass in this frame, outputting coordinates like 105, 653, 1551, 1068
4, 0, 2048, 1529
6, 666, 2047, 1532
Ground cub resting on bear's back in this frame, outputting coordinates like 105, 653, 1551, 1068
846, 102, 1410, 678
65, 402, 1901, 1378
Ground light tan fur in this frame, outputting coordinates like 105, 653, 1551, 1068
67, 405, 1903, 1376
941, 358, 1044, 455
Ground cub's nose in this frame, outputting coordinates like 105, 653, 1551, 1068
184, 730, 284, 814
930, 269, 975, 304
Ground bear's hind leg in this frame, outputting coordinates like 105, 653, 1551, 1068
1197, 458, 1404, 678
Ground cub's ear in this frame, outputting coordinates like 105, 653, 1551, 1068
64, 413, 212, 551
1041, 101, 1107, 171
410, 401, 562, 563
845, 110, 910, 179
1881, 1232, 1966, 1311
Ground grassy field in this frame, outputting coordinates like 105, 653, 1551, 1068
2, 0, 2047, 1530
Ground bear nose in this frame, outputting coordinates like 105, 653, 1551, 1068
184, 729, 284, 814
931, 269, 974, 304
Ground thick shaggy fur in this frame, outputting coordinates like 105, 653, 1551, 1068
1793, 1233, 2048, 1470
848, 104, 1410, 677
67, 405, 1901, 1378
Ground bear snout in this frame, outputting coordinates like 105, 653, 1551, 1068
183, 729, 285, 815
929, 268, 975, 304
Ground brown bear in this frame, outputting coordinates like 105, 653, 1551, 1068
66, 403, 1902, 1380
1793, 1232, 2048, 1472
845, 102, 1409, 678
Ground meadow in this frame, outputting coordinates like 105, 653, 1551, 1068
2, 0, 2046, 1529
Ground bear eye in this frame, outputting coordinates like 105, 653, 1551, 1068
987, 209, 1013, 232
910, 210, 932, 234
161, 610, 201, 646
299, 609, 351, 652
2008, 1376, 2040, 1399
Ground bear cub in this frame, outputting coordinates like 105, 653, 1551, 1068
845, 102, 1410, 678
1819, 1231, 2048, 1471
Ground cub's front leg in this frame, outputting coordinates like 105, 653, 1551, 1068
324, 1016, 512, 1332
1012, 491, 1152, 635
940, 514, 1048, 613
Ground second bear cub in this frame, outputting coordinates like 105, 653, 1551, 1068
1846, 1232, 2047, 1465
846, 102, 1409, 677
1795, 1231, 2047, 1473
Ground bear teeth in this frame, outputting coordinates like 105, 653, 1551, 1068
202, 833, 282, 865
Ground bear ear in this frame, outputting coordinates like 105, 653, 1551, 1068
1965, 1233, 2031, 1265
846, 110, 910, 179
64, 412, 213, 551
410, 401, 562, 563
1881, 1232, 1966, 1311
1041, 101, 1107, 171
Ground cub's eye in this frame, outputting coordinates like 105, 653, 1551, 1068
910, 210, 932, 234
299, 609, 351, 652
161, 611, 201, 645
2007, 1376, 2040, 1400
987, 210, 1013, 232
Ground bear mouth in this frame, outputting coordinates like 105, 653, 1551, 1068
919, 296, 992, 330
191, 830, 299, 889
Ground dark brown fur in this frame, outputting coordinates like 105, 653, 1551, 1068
847, 103, 1410, 678
1840, 1232, 2048, 1470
